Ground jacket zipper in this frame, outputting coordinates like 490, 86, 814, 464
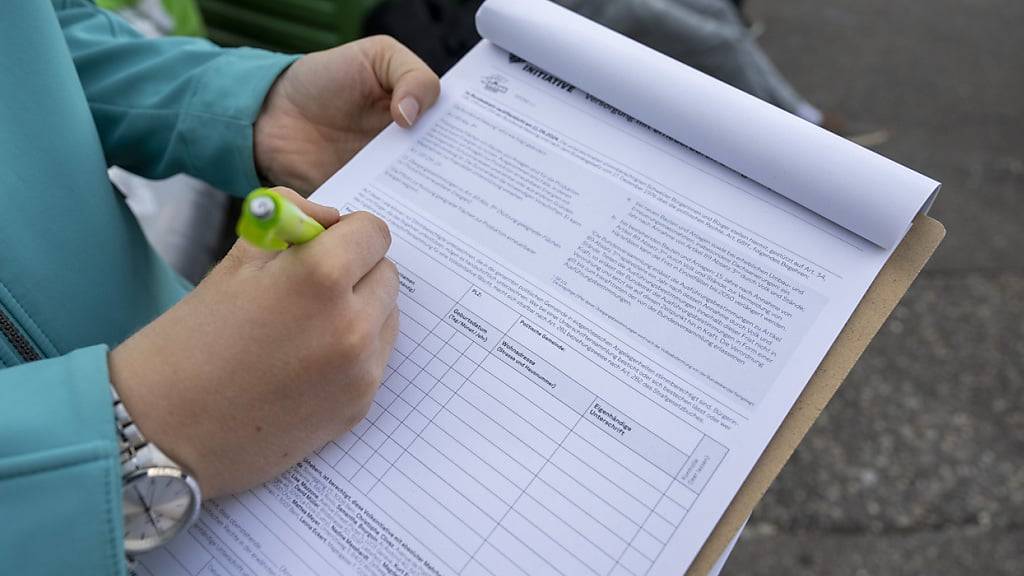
0, 306, 41, 363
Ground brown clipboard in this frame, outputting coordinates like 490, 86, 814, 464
686, 214, 946, 575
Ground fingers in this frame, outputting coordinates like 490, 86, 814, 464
354, 257, 400, 326
365, 35, 441, 128
368, 305, 400, 389
381, 305, 400, 352
269, 186, 340, 229
297, 211, 392, 287
375, 305, 400, 373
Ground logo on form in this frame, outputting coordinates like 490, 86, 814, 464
481, 74, 509, 94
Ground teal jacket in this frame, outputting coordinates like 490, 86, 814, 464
0, 2, 296, 574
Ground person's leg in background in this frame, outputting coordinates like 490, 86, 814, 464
555, 0, 832, 128
664, 0, 824, 122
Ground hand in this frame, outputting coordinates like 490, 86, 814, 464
109, 188, 399, 497
254, 35, 441, 194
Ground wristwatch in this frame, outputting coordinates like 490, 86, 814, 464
111, 384, 202, 555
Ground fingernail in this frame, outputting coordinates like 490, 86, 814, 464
398, 97, 420, 126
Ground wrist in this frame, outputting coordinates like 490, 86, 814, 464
108, 343, 201, 483
253, 61, 328, 196
253, 71, 297, 190
108, 346, 203, 555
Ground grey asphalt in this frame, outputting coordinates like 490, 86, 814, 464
719, 0, 1024, 574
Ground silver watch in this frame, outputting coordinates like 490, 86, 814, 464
111, 384, 202, 555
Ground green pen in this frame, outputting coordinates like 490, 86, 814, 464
236, 187, 326, 251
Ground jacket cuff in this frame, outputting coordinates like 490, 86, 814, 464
181, 47, 300, 196
0, 345, 125, 574
0, 344, 117, 456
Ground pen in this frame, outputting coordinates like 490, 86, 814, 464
236, 187, 326, 251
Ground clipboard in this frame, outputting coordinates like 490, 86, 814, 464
687, 214, 947, 575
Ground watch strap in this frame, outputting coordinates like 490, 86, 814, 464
110, 384, 178, 475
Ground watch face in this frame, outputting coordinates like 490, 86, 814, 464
122, 467, 201, 554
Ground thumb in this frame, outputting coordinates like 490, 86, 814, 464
366, 36, 440, 128
270, 186, 341, 229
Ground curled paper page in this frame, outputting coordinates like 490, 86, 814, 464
476, 0, 939, 248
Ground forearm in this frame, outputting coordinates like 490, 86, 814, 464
55, 0, 297, 195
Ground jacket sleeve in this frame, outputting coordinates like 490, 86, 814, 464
0, 346, 126, 575
54, 0, 299, 196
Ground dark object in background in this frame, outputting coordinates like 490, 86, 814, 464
364, 0, 483, 74
731, 0, 751, 27
197, 0, 384, 53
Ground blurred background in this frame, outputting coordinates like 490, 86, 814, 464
722, 2, 1024, 574
107, 0, 1023, 573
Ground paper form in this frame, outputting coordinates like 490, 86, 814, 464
478, 0, 939, 249
139, 5, 937, 575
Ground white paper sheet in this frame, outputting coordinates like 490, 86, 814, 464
477, 0, 938, 249
139, 4, 937, 575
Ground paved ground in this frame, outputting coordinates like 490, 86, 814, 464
719, 1, 1024, 573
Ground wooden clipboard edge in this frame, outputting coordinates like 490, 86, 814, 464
686, 214, 946, 575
